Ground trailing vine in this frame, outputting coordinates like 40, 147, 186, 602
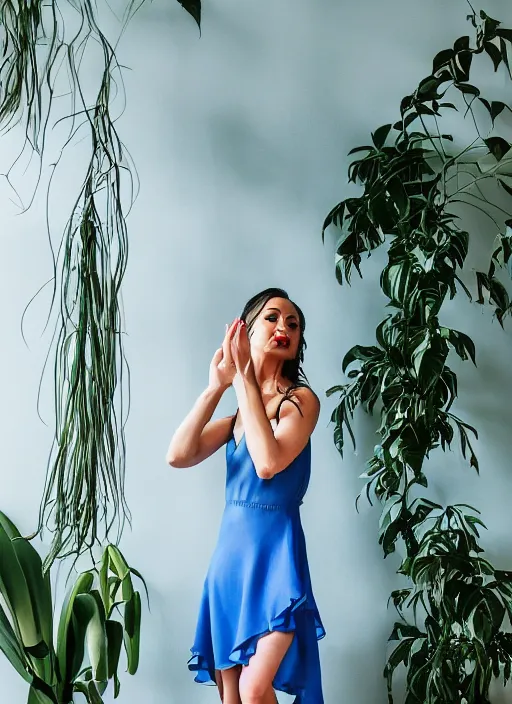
1, 2, 199, 701
324, 9, 512, 703
0, 0, 200, 571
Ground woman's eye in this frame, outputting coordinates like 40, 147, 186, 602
265, 315, 298, 330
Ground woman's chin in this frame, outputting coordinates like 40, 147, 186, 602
267, 346, 294, 358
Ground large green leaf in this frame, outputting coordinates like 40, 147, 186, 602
0, 511, 22, 539
73, 592, 108, 682
10, 537, 54, 683
0, 521, 40, 648
56, 571, 94, 685
0, 602, 32, 683
123, 592, 141, 675
106, 619, 123, 683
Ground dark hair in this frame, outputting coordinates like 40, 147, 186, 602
240, 287, 309, 391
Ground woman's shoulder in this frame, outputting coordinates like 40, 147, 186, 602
286, 383, 320, 406
278, 383, 320, 419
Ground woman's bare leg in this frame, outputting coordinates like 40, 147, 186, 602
215, 670, 224, 701
217, 664, 242, 704
238, 631, 294, 704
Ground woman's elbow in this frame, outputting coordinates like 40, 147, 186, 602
166, 450, 188, 468
256, 464, 275, 480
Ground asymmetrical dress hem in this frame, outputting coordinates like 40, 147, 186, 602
187, 401, 325, 703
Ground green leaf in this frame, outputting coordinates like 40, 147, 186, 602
432, 48, 454, 73
411, 330, 430, 379
389, 622, 424, 640
342, 345, 382, 374
0, 521, 40, 648
176, 0, 201, 30
87, 680, 104, 704
0, 602, 32, 683
453, 49, 472, 81
106, 619, 124, 681
107, 545, 130, 581
417, 75, 444, 100
10, 537, 55, 683
387, 178, 409, 219
10, 539, 52, 645
485, 136, 511, 162
440, 327, 476, 365
386, 637, 417, 670
99, 549, 111, 618
499, 178, 512, 199
484, 41, 503, 71
124, 592, 141, 675
114, 672, 121, 698
496, 28, 512, 42
372, 124, 392, 150
73, 680, 104, 703
121, 575, 134, 603
478, 98, 506, 124
0, 511, 22, 539
74, 592, 108, 682
472, 603, 493, 643
381, 259, 415, 307
455, 81, 480, 96
27, 682, 57, 704
56, 571, 94, 685
504, 656, 511, 685
322, 202, 345, 241
347, 145, 374, 156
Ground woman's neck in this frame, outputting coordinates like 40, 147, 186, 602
251, 351, 287, 396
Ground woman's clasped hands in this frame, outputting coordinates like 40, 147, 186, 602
209, 318, 253, 391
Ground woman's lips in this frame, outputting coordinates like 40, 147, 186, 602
274, 335, 290, 348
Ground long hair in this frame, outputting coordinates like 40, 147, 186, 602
240, 287, 309, 392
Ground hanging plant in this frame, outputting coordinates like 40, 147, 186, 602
0, 0, 200, 570
0, 510, 147, 704
323, 8, 512, 703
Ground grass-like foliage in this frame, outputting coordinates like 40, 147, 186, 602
0, 0, 200, 571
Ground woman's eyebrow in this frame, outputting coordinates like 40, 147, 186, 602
266, 307, 298, 320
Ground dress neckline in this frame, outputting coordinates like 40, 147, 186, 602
231, 418, 278, 450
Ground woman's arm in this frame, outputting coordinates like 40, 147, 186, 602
166, 319, 239, 468
166, 386, 234, 468
230, 320, 320, 479
234, 376, 319, 479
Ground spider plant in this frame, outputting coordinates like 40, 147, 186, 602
0, 0, 200, 571
323, 8, 512, 703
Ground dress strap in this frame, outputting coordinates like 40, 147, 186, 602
275, 390, 303, 424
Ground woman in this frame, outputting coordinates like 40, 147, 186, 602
166, 287, 325, 704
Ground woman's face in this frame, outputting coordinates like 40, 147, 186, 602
248, 297, 301, 360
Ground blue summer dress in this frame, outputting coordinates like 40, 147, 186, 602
188, 400, 326, 703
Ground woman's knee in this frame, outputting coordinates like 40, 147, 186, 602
238, 674, 270, 703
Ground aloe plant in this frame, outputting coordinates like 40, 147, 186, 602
0, 511, 146, 703
323, 8, 512, 703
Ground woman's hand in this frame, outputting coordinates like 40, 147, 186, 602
230, 320, 255, 381
209, 319, 239, 390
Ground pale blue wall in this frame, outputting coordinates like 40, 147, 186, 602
1, 0, 512, 702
